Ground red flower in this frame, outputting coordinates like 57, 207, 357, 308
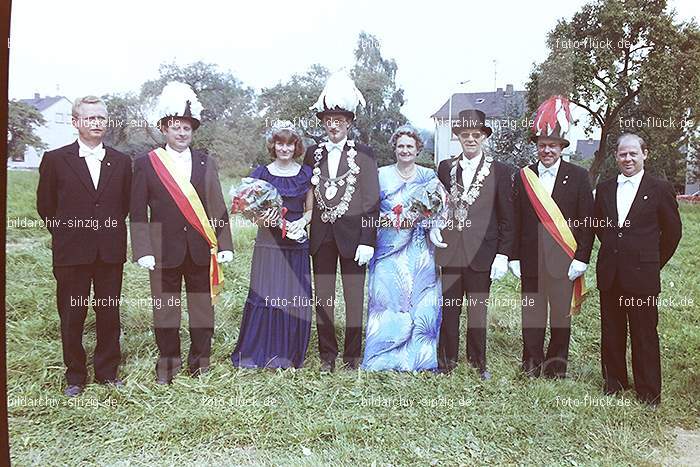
231, 196, 248, 214
392, 204, 403, 229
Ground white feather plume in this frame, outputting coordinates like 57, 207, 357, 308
310, 71, 365, 114
148, 81, 203, 126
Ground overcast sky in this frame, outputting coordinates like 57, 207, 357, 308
8, 0, 699, 136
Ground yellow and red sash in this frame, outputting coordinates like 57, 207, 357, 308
149, 148, 224, 301
520, 167, 586, 315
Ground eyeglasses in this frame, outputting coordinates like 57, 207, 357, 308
458, 131, 484, 139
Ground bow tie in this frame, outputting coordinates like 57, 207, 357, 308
538, 165, 556, 177
326, 142, 345, 153
79, 146, 105, 161
617, 174, 635, 185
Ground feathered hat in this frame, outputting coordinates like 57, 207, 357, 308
310, 71, 366, 121
531, 95, 572, 148
151, 81, 203, 130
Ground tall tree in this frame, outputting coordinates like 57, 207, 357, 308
351, 32, 408, 166
488, 99, 537, 168
258, 64, 330, 154
138, 61, 260, 176
526, 0, 700, 186
7, 100, 46, 160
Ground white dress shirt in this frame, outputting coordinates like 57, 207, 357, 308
166, 144, 192, 182
459, 153, 483, 189
537, 158, 561, 196
326, 138, 347, 179
77, 138, 105, 189
616, 169, 644, 227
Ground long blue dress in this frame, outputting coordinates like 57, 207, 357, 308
361, 165, 444, 371
231, 164, 313, 369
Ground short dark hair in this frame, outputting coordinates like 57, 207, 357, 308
266, 129, 304, 160
617, 133, 648, 152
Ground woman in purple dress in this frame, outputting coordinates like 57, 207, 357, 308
231, 121, 313, 368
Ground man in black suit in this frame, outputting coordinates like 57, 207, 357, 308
130, 82, 233, 384
431, 109, 514, 379
37, 96, 131, 396
594, 133, 682, 406
304, 73, 380, 372
510, 96, 594, 378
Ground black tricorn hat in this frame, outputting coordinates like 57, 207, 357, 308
451, 109, 492, 137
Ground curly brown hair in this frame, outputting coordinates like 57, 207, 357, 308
266, 129, 305, 160
389, 125, 424, 152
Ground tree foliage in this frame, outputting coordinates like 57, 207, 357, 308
526, 0, 700, 187
7, 100, 46, 160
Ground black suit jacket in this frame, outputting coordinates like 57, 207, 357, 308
130, 147, 233, 269
594, 172, 682, 295
302, 142, 380, 258
435, 154, 514, 270
37, 141, 131, 266
512, 160, 594, 278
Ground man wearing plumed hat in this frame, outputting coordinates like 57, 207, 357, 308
130, 82, 234, 384
303, 71, 380, 372
510, 96, 594, 379
430, 109, 514, 379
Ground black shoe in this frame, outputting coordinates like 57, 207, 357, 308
156, 377, 172, 385
480, 370, 492, 381
98, 378, 124, 387
64, 385, 84, 397
320, 360, 335, 373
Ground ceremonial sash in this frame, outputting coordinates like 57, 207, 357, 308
148, 148, 224, 301
520, 167, 586, 315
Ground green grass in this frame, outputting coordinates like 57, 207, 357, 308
6, 170, 700, 465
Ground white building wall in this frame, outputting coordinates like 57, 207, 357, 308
9, 98, 77, 169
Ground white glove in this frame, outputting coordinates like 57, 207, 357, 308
567, 259, 588, 281
286, 218, 307, 236
490, 254, 509, 281
429, 228, 447, 248
508, 260, 521, 279
217, 250, 233, 264
354, 244, 374, 266
137, 255, 155, 270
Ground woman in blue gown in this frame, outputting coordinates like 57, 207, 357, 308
231, 121, 313, 369
361, 125, 447, 372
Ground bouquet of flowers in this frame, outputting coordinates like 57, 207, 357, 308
230, 178, 307, 243
384, 179, 447, 230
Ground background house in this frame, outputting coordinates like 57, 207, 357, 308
431, 84, 527, 164
574, 138, 599, 161
8, 93, 76, 169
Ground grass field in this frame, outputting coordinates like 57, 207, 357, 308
6, 170, 700, 465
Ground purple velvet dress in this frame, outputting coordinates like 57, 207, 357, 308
231, 164, 312, 368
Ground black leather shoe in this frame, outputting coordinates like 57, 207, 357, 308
64, 385, 84, 397
320, 360, 335, 373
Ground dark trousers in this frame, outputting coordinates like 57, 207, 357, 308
521, 273, 573, 378
600, 280, 661, 404
312, 238, 366, 367
149, 251, 213, 380
438, 265, 491, 373
52, 260, 123, 385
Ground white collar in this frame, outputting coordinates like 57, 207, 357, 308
77, 138, 104, 153
460, 153, 482, 169
325, 138, 347, 151
538, 158, 561, 175
617, 169, 644, 186
165, 144, 191, 159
